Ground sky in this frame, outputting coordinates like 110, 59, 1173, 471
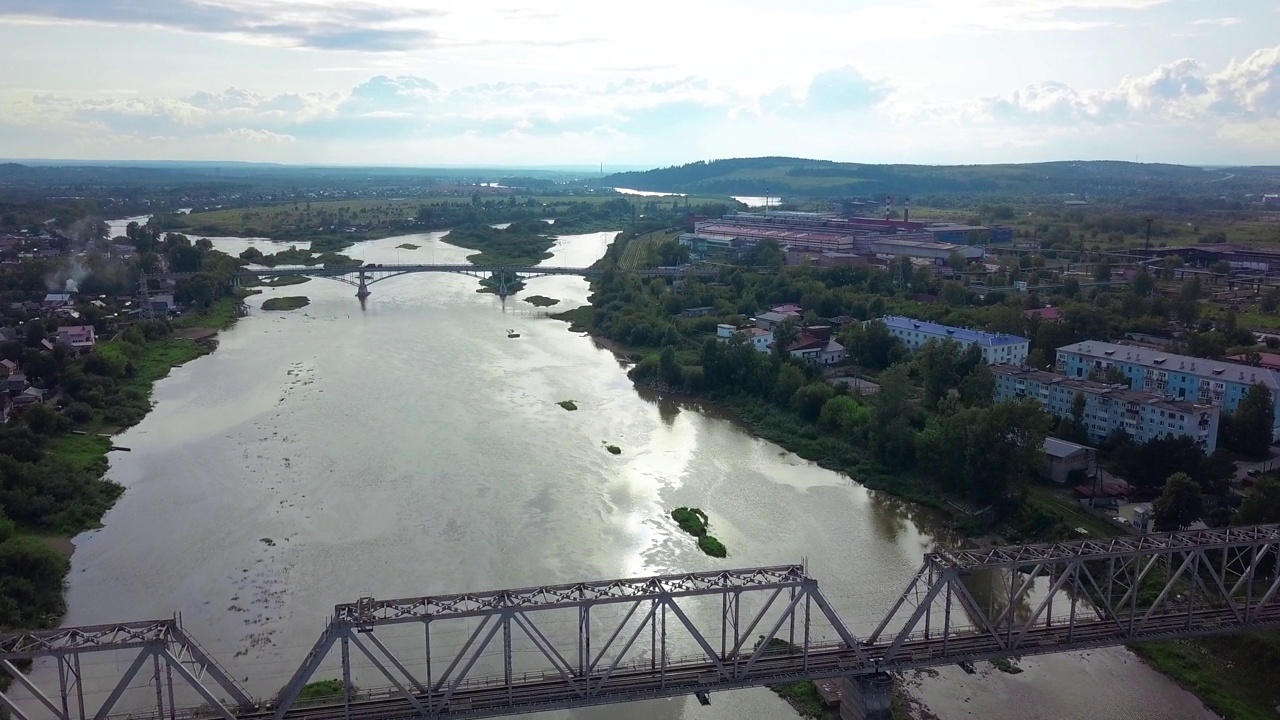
0, 0, 1278, 168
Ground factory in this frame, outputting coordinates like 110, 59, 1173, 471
682, 203, 993, 265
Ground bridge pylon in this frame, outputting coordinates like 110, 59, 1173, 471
356, 272, 370, 299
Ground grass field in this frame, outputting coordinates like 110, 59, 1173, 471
177, 194, 732, 238
618, 229, 682, 270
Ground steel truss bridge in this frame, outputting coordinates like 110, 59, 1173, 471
4, 525, 1280, 720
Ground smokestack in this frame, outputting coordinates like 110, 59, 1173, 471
885, 195, 893, 222
903, 196, 910, 224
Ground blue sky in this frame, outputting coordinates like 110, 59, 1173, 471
0, 0, 1277, 167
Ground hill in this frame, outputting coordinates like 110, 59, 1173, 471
603, 158, 1280, 201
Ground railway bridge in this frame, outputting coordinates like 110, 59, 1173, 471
3, 525, 1279, 720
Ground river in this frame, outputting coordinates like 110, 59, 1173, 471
42, 228, 1214, 719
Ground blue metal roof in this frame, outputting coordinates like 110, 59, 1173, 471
881, 315, 1028, 348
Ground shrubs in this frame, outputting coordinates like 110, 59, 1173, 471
670, 507, 728, 558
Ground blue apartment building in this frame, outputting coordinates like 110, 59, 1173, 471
882, 315, 1029, 365
992, 366, 1221, 453
1056, 341, 1280, 436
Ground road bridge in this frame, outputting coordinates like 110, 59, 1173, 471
145, 264, 721, 301
3, 525, 1279, 720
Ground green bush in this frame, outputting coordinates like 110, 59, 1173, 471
698, 535, 727, 558
671, 507, 708, 536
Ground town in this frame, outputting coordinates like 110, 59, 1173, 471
4, 160, 1280, 720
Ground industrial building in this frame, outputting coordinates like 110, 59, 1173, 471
857, 235, 984, 263
1055, 341, 1280, 435
692, 220, 858, 254
992, 366, 1221, 453
881, 316, 1029, 365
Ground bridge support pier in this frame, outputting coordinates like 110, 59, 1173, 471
839, 673, 894, 720
356, 272, 370, 299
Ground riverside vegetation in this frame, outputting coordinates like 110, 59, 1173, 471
0, 228, 250, 633
571, 221, 1280, 719
671, 507, 728, 558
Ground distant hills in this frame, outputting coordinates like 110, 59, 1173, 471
603, 157, 1280, 200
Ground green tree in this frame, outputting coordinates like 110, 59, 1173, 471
1225, 383, 1275, 458
1131, 269, 1154, 297
1152, 472, 1204, 531
1238, 476, 1280, 524
792, 382, 835, 422
658, 345, 682, 386
818, 395, 871, 439
1093, 260, 1112, 282
959, 364, 995, 407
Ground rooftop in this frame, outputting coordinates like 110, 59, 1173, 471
1057, 341, 1280, 391
1044, 437, 1091, 459
882, 315, 1028, 348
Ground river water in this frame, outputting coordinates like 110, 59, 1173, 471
44, 228, 1214, 719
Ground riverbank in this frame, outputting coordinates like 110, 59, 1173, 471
547, 309, 1255, 720
9, 303, 244, 635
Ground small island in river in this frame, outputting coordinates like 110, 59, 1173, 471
524, 295, 560, 307
262, 296, 311, 311
670, 507, 727, 557
440, 220, 556, 265
396, 243, 420, 250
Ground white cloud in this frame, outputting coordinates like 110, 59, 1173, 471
1191, 17, 1243, 26
900, 46, 1280, 129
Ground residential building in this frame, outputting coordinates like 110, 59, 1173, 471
715, 324, 772, 353
5, 373, 26, 395
777, 335, 846, 365
150, 295, 178, 314
754, 311, 796, 332
881, 315, 1029, 365
744, 328, 773, 353
992, 366, 1221, 453
1055, 341, 1280, 436
56, 325, 97, 354
43, 292, 73, 308
1043, 437, 1093, 483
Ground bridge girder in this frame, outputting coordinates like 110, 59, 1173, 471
7, 525, 1280, 720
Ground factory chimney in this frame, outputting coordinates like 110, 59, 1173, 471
903, 196, 910, 224
885, 195, 893, 222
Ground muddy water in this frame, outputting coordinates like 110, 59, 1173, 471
40, 228, 1215, 719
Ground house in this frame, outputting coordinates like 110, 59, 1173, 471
43, 293, 73, 309
754, 311, 795, 331
785, 335, 826, 363
819, 339, 847, 365
771, 304, 803, 316
150, 295, 178, 314
0, 359, 17, 376
56, 325, 97, 354
5, 373, 26, 395
718, 325, 775, 353
1043, 437, 1092, 484
743, 328, 773, 353
0, 327, 18, 344
11, 386, 45, 408
1075, 479, 1134, 509
1024, 306, 1063, 322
